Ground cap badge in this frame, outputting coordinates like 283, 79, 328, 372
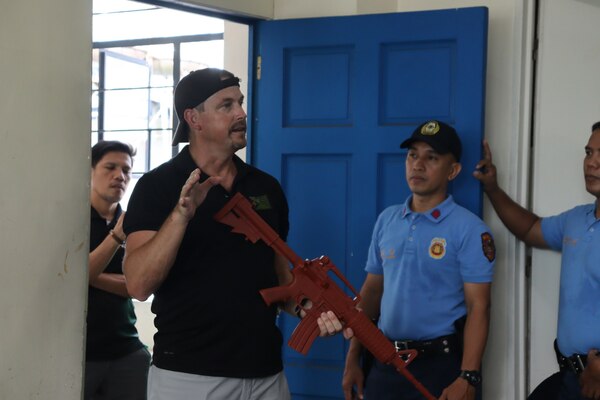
429, 237, 447, 260
421, 121, 440, 136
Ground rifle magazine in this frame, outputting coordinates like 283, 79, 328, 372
288, 310, 320, 355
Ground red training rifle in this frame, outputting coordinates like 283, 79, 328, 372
214, 192, 437, 400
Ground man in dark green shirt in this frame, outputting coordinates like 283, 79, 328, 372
86, 140, 150, 400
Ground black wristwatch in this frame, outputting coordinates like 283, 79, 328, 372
459, 370, 482, 386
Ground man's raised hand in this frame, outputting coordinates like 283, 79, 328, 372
177, 168, 222, 221
472, 140, 500, 194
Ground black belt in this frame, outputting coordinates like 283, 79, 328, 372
392, 334, 459, 357
554, 340, 587, 375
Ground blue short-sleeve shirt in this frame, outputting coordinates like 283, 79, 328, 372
541, 203, 600, 356
365, 195, 495, 340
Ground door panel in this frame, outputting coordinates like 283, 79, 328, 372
251, 8, 488, 398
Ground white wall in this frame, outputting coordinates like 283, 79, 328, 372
172, 0, 273, 19
0, 1, 91, 399
274, 0, 397, 18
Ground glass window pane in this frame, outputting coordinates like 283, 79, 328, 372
150, 130, 175, 169
137, 44, 174, 88
92, 49, 101, 135
92, 1, 226, 177
92, 49, 100, 89
149, 88, 173, 130
104, 49, 150, 89
102, 131, 148, 173
180, 40, 224, 76
91, 90, 99, 132
104, 89, 150, 131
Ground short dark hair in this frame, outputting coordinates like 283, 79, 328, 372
592, 121, 600, 132
91, 140, 136, 167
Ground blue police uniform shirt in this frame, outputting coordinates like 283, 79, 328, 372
540, 203, 600, 356
365, 195, 495, 341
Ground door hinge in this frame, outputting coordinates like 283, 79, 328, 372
256, 56, 262, 80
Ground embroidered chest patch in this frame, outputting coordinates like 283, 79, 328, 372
429, 237, 447, 260
380, 249, 396, 260
249, 195, 272, 210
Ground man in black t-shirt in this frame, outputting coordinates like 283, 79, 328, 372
123, 68, 343, 400
86, 140, 150, 400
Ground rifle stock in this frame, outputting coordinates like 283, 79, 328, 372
214, 193, 437, 400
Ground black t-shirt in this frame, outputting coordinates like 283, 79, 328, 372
124, 147, 289, 378
87, 205, 144, 361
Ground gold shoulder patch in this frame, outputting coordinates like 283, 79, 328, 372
481, 232, 495, 262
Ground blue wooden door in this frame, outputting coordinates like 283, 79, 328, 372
250, 8, 488, 399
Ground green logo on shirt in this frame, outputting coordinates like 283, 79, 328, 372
249, 195, 272, 210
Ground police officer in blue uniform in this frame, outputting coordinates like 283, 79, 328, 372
474, 122, 600, 400
343, 121, 495, 400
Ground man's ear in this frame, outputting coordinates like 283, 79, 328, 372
448, 162, 462, 181
184, 108, 200, 131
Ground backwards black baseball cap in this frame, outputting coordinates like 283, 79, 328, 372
172, 68, 241, 145
400, 120, 462, 162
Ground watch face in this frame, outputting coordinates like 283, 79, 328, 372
461, 370, 481, 386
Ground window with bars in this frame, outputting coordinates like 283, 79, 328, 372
92, 0, 225, 207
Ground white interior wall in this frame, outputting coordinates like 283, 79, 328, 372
273, 0, 394, 18
170, 0, 273, 19
530, 0, 600, 389
0, 1, 91, 399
